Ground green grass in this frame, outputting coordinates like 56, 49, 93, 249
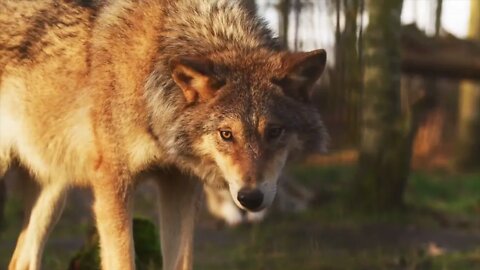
430, 249, 480, 270
407, 171, 480, 216
290, 166, 480, 227
2, 166, 480, 269
193, 166, 480, 270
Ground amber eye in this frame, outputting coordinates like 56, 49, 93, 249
219, 130, 233, 141
266, 127, 284, 140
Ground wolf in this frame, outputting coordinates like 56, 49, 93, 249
0, 0, 328, 269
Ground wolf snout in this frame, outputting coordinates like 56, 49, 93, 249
237, 188, 264, 211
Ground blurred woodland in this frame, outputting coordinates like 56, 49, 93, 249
253, 0, 480, 211
2, 0, 480, 269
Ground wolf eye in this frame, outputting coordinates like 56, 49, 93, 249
266, 127, 284, 140
219, 130, 233, 141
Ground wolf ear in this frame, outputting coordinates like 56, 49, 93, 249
170, 56, 224, 104
273, 49, 327, 102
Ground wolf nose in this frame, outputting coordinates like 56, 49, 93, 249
237, 188, 263, 211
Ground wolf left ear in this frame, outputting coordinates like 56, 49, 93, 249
273, 49, 327, 102
170, 56, 224, 104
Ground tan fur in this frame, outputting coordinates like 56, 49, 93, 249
1, 1, 327, 269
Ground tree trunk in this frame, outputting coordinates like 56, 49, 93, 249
332, 0, 362, 146
435, 0, 443, 36
353, 0, 408, 211
411, 0, 442, 166
0, 179, 5, 228
277, 0, 291, 47
456, 0, 480, 170
343, 0, 362, 145
242, 0, 257, 13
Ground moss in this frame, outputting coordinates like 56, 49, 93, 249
133, 218, 162, 269
69, 218, 162, 270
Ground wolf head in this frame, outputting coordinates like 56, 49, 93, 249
148, 49, 327, 212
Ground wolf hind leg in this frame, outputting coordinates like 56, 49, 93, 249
155, 169, 201, 270
8, 170, 68, 270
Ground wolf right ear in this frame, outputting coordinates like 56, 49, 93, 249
170, 56, 224, 104
273, 49, 327, 102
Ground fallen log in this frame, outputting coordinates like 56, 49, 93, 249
401, 24, 480, 80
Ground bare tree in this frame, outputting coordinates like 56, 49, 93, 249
277, 0, 291, 47
330, 0, 363, 146
0, 180, 4, 228
242, 0, 257, 13
456, 0, 480, 169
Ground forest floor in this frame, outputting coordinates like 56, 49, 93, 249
2, 163, 480, 269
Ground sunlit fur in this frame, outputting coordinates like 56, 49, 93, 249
0, 0, 328, 269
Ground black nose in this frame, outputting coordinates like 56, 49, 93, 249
237, 188, 264, 211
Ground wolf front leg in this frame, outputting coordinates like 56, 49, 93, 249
92, 174, 135, 270
9, 171, 67, 270
156, 169, 201, 270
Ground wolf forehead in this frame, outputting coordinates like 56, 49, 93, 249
188, 67, 300, 121
174, 50, 289, 95
208, 49, 286, 76
173, 50, 322, 117
207, 87, 299, 125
